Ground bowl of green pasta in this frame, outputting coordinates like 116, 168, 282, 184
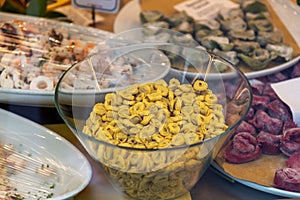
54, 28, 252, 200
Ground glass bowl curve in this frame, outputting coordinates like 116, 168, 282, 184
54, 28, 253, 200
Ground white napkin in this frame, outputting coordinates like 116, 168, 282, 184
174, 0, 239, 20
271, 77, 300, 126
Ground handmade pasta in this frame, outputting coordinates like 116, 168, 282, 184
82, 78, 228, 199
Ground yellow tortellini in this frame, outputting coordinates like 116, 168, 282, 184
82, 78, 228, 200
83, 78, 227, 148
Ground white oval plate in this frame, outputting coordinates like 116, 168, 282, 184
0, 108, 92, 200
113, 0, 300, 79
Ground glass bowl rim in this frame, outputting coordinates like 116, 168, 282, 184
54, 45, 253, 152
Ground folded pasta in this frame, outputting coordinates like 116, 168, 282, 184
82, 78, 228, 199
83, 78, 227, 148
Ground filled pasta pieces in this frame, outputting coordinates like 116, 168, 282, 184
216, 61, 300, 192
82, 78, 228, 199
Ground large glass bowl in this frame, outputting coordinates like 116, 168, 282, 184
54, 28, 252, 200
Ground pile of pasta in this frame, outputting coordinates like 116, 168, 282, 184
82, 78, 228, 199
83, 78, 227, 148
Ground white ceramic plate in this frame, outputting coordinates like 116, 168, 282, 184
113, 0, 300, 79
0, 12, 113, 107
211, 162, 300, 198
0, 108, 92, 200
